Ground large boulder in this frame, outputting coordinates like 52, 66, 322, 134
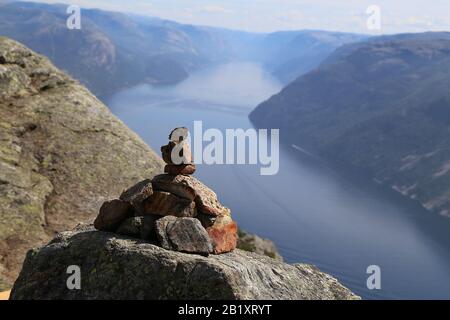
0, 37, 163, 288
10, 226, 359, 300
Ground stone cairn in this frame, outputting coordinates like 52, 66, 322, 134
94, 128, 238, 256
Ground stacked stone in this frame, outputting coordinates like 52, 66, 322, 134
161, 127, 196, 175
94, 128, 238, 256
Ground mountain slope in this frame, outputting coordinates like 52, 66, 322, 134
0, 37, 164, 289
257, 30, 367, 83
0, 2, 222, 98
0, 2, 366, 98
250, 32, 450, 217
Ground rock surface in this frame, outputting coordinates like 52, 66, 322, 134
10, 227, 359, 300
156, 217, 213, 255
119, 179, 153, 215
237, 229, 283, 261
0, 37, 163, 288
144, 191, 196, 217
140, 215, 160, 241
116, 217, 143, 238
206, 215, 238, 254
152, 174, 231, 216
94, 200, 134, 232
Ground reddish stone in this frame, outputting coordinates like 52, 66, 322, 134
152, 174, 230, 216
206, 215, 237, 254
164, 164, 196, 175
94, 199, 134, 231
143, 191, 196, 217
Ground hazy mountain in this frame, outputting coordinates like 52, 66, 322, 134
255, 30, 367, 83
0, 2, 237, 98
206, 29, 365, 83
0, 1, 365, 98
250, 32, 450, 217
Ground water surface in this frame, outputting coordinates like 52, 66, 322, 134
108, 62, 450, 299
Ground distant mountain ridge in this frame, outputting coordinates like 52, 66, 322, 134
255, 30, 367, 84
0, 1, 365, 99
250, 32, 450, 217
0, 1, 201, 98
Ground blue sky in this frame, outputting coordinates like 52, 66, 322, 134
27, 0, 450, 34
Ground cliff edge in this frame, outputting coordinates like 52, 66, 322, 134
0, 37, 163, 289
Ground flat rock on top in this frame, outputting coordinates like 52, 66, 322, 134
10, 227, 359, 300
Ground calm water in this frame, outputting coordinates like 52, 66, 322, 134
108, 62, 450, 300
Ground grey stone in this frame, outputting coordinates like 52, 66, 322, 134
10, 227, 360, 300
155, 216, 213, 255
120, 179, 153, 215
155, 216, 177, 250
116, 217, 143, 238
167, 218, 213, 255
140, 215, 160, 241
94, 200, 134, 232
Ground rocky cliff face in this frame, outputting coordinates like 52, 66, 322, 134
0, 2, 193, 98
10, 225, 358, 300
0, 37, 163, 290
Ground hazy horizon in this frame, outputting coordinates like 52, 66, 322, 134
22, 0, 450, 35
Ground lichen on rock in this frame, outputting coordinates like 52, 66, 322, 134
10, 226, 359, 300
0, 37, 163, 289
